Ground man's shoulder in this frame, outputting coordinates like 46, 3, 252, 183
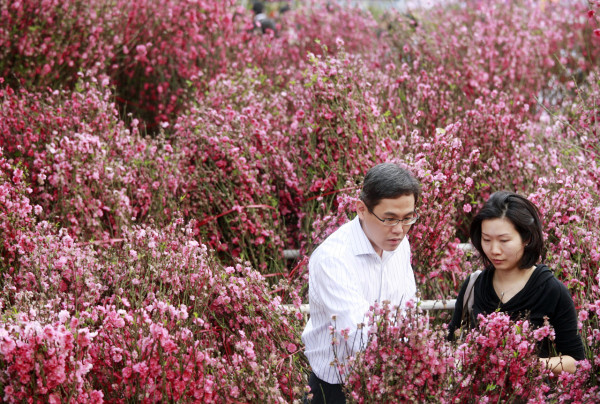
312, 224, 352, 254
310, 218, 357, 260
319, 217, 356, 242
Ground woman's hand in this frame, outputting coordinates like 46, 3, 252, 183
539, 355, 577, 375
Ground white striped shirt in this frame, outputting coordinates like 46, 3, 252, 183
301, 216, 417, 384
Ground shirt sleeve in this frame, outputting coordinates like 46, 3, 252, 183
310, 256, 371, 359
549, 282, 586, 360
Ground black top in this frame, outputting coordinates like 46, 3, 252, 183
448, 264, 585, 360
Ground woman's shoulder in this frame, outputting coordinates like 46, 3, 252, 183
459, 267, 489, 288
531, 264, 569, 296
476, 266, 494, 284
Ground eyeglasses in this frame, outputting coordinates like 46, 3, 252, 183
369, 210, 419, 227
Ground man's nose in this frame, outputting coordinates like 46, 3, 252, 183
390, 223, 405, 235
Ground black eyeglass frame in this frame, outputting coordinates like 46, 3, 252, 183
368, 210, 419, 227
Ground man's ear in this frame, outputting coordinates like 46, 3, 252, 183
356, 200, 367, 220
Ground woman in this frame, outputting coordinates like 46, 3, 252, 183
448, 191, 585, 374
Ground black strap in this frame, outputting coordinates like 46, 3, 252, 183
460, 270, 482, 333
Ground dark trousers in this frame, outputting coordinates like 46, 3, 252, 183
304, 372, 347, 404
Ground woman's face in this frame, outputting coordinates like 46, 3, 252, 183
481, 217, 527, 272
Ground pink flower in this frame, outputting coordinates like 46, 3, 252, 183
136, 44, 147, 57
463, 204, 472, 213
58, 310, 71, 324
54, 256, 68, 269
77, 328, 96, 347
0, 333, 16, 356
48, 393, 61, 404
90, 390, 104, 402
42, 325, 55, 341
133, 361, 149, 377
162, 339, 178, 353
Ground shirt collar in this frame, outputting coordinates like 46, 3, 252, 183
350, 215, 387, 257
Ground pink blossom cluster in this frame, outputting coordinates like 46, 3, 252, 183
86, 220, 305, 401
0, 146, 36, 267
342, 305, 600, 403
344, 301, 455, 403
453, 312, 550, 402
0, 81, 186, 241
0, 314, 102, 403
1, 211, 306, 400
0, 0, 244, 126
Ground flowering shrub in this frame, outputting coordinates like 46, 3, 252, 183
1, 0, 600, 400
344, 301, 455, 403
1, 225, 107, 317
0, 146, 37, 268
343, 306, 565, 403
89, 220, 306, 401
0, 79, 185, 242
172, 78, 290, 274
452, 312, 551, 402
0, 0, 246, 127
525, 67, 600, 389
546, 359, 600, 403
0, 1, 111, 89
104, 0, 243, 126
382, 0, 597, 116
406, 125, 485, 295
1, 216, 307, 401
0, 314, 102, 403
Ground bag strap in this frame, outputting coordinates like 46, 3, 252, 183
457, 270, 482, 340
462, 270, 482, 316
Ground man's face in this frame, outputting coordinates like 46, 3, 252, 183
356, 194, 417, 256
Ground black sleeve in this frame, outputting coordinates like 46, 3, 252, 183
550, 282, 586, 360
447, 276, 470, 341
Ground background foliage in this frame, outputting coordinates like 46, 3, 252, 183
1, 0, 599, 401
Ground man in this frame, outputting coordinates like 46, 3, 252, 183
251, 1, 277, 35
302, 163, 421, 404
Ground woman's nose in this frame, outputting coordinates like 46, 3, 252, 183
489, 241, 501, 255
